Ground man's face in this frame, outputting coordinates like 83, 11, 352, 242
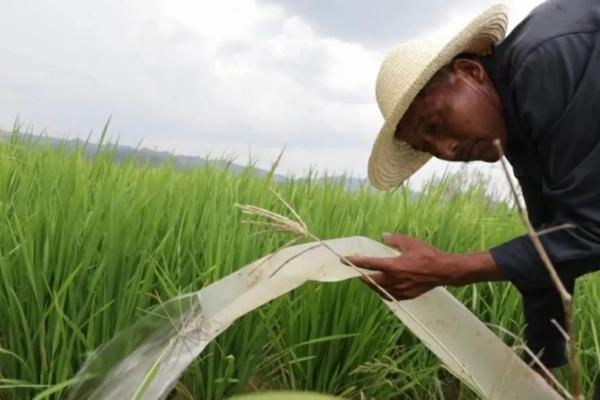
395, 58, 506, 162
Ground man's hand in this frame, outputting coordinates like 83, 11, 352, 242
344, 233, 504, 301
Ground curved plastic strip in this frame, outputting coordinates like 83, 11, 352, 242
68, 236, 560, 400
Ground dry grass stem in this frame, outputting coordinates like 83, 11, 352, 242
494, 139, 583, 399
537, 224, 576, 237
551, 319, 571, 342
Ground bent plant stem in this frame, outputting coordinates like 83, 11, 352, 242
237, 189, 486, 397
494, 140, 582, 399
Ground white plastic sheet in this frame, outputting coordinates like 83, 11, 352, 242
69, 236, 561, 399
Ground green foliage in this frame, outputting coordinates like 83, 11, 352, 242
230, 392, 342, 400
0, 135, 597, 399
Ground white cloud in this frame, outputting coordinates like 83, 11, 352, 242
0, 0, 382, 169
0, 0, 542, 197
424, 0, 544, 41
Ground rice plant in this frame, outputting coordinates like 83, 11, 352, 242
0, 133, 597, 399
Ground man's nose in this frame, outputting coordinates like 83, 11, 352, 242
433, 140, 457, 160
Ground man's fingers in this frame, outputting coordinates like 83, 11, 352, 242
361, 279, 434, 301
343, 255, 396, 272
359, 273, 389, 298
361, 279, 410, 301
381, 233, 419, 252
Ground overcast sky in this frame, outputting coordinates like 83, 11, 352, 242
0, 0, 544, 193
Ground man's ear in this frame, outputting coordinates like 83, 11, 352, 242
452, 58, 485, 84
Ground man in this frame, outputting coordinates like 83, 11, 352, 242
346, 0, 600, 382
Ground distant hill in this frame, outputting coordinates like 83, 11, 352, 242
0, 130, 369, 191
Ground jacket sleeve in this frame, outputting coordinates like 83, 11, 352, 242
490, 31, 600, 292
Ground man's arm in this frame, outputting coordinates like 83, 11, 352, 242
445, 250, 504, 285
344, 233, 504, 300
487, 34, 600, 369
489, 31, 600, 292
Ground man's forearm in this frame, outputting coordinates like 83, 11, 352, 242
441, 251, 506, 286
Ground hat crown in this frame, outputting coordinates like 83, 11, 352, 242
375, 40, 441, 119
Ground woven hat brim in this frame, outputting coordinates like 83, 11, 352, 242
368, 4, 508, 190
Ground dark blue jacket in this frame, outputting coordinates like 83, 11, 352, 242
483, 0, 600, 367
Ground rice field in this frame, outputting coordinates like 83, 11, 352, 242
0, 133, 598, 399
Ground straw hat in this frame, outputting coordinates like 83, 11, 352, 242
368, 4, 509, 190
